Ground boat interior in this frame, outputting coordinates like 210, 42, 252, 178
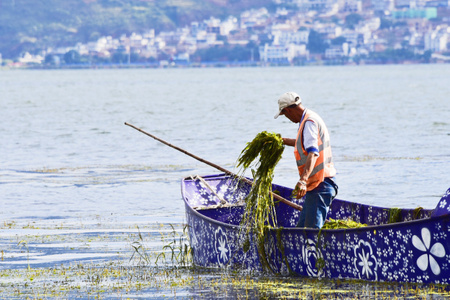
184, 174, 434, 228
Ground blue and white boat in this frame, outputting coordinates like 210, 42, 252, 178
182, 173, 450, 284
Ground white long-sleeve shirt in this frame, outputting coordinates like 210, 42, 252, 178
299, 110, 319, 156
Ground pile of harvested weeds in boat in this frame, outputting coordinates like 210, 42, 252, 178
322, 218, 367, 229
236, 131, 284, 255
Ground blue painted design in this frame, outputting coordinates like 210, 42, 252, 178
181, 174, 450, 284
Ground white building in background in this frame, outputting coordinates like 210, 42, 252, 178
87, 36, 120, 54
408, 31, 423, 47
292, 44, 309, 58
204, 17, 221, 34
275, 30, 310, 45
141, 45, 158, 59
364, 18, 381, 32
278, 0, 338, 13
220, 17, 239, 36
129, 33, 144, 47
315, 23, 343, 39
325, 43, 349, 58
259, 44, 290, 62
372, 0, 395, 11
196, 31, 222, 48
342, 30, 359, 47
424, 26, 449, 52
259, 43, 308, 62
396, 0, 428, 8
18, 52, 44, 64
339, 0, 362, 12
74, 43, 89, 56
173, 52, 190, 62
300, 0, 339, 14
354, 18, 380, 44
240, 7, 270, 28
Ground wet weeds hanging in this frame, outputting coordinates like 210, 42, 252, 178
235, 131, 285, 272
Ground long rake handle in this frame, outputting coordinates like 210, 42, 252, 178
125, 122, 302, 211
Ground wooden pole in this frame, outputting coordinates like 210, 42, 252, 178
125, 122, 302, 211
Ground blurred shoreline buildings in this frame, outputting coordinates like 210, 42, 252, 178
12, 0, 450, 67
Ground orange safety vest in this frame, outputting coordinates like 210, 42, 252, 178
294, 109, 336, 191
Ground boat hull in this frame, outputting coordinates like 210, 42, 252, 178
182, 174, 450, 284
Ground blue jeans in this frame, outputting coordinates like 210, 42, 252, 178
296, 177, 338, 229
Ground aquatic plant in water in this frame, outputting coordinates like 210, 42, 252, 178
131, 224, 192, 267
2, 222, 450, 298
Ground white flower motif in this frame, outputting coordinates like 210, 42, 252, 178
439, 199, 447, 208
354, 240, 378, 280
218, 238, 228, 259
377, 248, 382, 257
219, 184, 228, 194
214, 227, 230, 266
412, 227, 446, 275
331, 235, 336, 244
189, 225, 199, 249
403, 234, 409, 244
359, 251, 373, 277
302, 238, 324, 277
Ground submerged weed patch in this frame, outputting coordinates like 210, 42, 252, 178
1, 221, 450, 299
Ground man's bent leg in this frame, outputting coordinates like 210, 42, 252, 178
297, 191, 320, 228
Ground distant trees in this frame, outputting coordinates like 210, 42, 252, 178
45, 54, 56, 65
345, 13, 363, 29
331, 36, 347, 46
368, 48, 428, 63
307, 30, 328, 54
111, 52, 128, 64
63, 50, 81, 64
379, 18, 393, 29
192, 42, 259, 62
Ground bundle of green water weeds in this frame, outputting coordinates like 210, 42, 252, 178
236, 131, 284, 232
236, 131, 285, 269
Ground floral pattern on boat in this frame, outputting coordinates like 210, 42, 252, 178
182, 174, 450, 284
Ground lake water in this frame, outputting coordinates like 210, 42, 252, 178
0, 65, 449, 298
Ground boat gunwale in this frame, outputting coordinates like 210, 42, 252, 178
181, 174, 448, 233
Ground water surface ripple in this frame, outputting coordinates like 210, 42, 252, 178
0, 65, 449, 297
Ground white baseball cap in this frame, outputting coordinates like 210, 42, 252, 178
274, 92, 302, 119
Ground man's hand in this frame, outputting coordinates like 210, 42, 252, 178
282, 138, 296, 147
294, 152, 318, 199
294, 180, 307, 199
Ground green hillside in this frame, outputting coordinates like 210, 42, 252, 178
0, 0, 273, 59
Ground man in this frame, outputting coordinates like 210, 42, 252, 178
274, 92, 338, 228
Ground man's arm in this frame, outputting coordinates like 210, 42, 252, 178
282, 138, 296, 147
295, 152, 318, 199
